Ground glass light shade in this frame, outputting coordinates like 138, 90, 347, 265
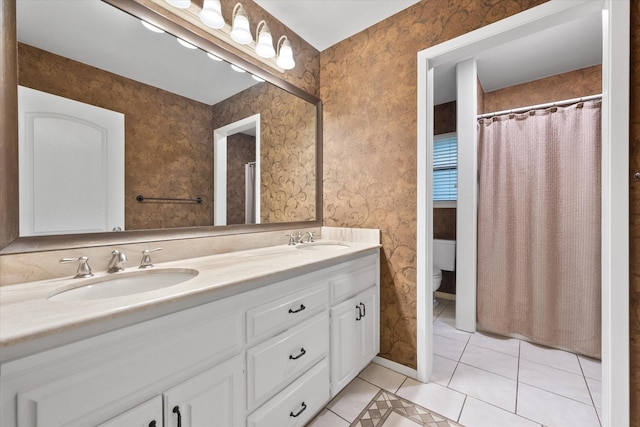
207, 52, 223, 61
166, 0, 191, 8
255, 21, 275, 58
276, 37, 295, 70
199, 0, 224, 29
230, 64, 246, 73
252, 75, 265, 82
230, 4, 252, 44
177, 38, 197, 49
141, 20, 164, 34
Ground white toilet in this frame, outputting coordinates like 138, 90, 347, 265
433, 239, 456, 306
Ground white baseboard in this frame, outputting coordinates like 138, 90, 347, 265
372, 356, 418, 381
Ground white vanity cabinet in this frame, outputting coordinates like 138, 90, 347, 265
0, 248, 380, 427
328, 254, 379, 396
163, 355, 245, 427
98, 396, 162, 427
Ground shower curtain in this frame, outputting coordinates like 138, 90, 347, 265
245, 162, 256, 224
476, 100, 601, 358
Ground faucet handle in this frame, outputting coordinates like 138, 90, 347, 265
306, 231, 315, 243
285, 234, 296, 245
139, 248, 162, 269
59, 256, 93, 278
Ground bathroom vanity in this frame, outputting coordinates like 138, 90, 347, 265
0, 240, 380, 426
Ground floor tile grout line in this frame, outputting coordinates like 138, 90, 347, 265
327, 408, 352, 425
518, 379, 601, 408
515, 339, 521, 417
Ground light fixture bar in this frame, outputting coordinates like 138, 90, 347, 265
148, 0, 286, 73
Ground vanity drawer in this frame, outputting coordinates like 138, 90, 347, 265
330, 263, 377, 304
247, 358, 330, 427
246, 283, 328, 343
247, 312, 329, 411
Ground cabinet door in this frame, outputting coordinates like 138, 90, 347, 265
357, 286, 379, 368
98, 396, 162, 427
330, 296, 359, 395
164, 354, 245, 427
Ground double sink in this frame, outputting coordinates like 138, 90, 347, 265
48, 241, 350, 302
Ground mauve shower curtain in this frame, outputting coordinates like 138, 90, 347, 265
477, 100, 601, 358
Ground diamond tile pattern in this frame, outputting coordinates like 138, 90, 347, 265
350, 390, 461, 427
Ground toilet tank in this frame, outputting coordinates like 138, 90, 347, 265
433, 239, 456, 271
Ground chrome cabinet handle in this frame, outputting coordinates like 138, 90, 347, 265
149, 421, 157, 427
289, 348, 306, 360
356, 305, 362, 321
360, 302, 366, 318
288, 304, 306, 314
290, 402, 307, 418
172, 406, 182, 427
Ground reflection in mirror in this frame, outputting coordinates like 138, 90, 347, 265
14, 0, 317, 240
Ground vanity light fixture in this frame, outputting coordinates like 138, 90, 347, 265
141, 20, 165, 33
177, 37, 197, 49
207, 52, 223, 61
230, 3, 252, 45
199, 0, 225, 29
252, 75, 265, 82
255, 21, 275, 58
276, 36, 295, 70
230, 64, 247, 73
165, 0, 191, 9
161, 0, 296, 73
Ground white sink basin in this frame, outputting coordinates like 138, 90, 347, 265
296, 241, 350, 251
48, 268, 198, 302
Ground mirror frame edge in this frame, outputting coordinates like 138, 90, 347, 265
0, 0, 323, 255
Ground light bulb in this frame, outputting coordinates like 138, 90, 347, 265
141, 20, 165, 34
177, 38, 197, 49
230, 4, 252, 45
255, 21, 275, 58
200, 0, 225, 29
276, 36, 295, 70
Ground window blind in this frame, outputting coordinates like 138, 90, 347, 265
433, 133, 457, 201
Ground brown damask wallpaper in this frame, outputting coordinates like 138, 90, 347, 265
226, 133, 256, 225
320, 0, 548, 368
211, 83, 316, 224
481, 65, 602, 114
18, 43, 214, 230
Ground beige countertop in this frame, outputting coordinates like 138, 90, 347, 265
0, 240, 380, 363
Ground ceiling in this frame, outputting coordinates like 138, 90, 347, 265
254, 0, 421, 52
17, 0, 602, 107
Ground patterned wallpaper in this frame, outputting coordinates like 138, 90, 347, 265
226, 133, 256, 225
211, 83, 317, 224
481, 65, 602, 113
18, 43, 214, 231
320, 0, 548, 368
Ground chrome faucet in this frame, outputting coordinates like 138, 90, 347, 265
59, 256, 93, 278
285, 231, 315, 245
139, 248, 162, 269
107, 250, 127, 273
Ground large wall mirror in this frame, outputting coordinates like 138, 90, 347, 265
2, 0, 321, 253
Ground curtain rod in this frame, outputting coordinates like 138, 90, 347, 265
477, 94, 602, 119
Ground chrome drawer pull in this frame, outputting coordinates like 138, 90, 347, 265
360, 302, 366, 318
288, 304, 306, 314
290, 402, 307, 418
356, 305, 362, 321
289, 348, 306, 360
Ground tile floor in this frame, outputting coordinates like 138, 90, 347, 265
308, 298, 602, 427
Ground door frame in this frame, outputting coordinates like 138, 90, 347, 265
416, 1, 630, 425
213, 114, 261, 226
